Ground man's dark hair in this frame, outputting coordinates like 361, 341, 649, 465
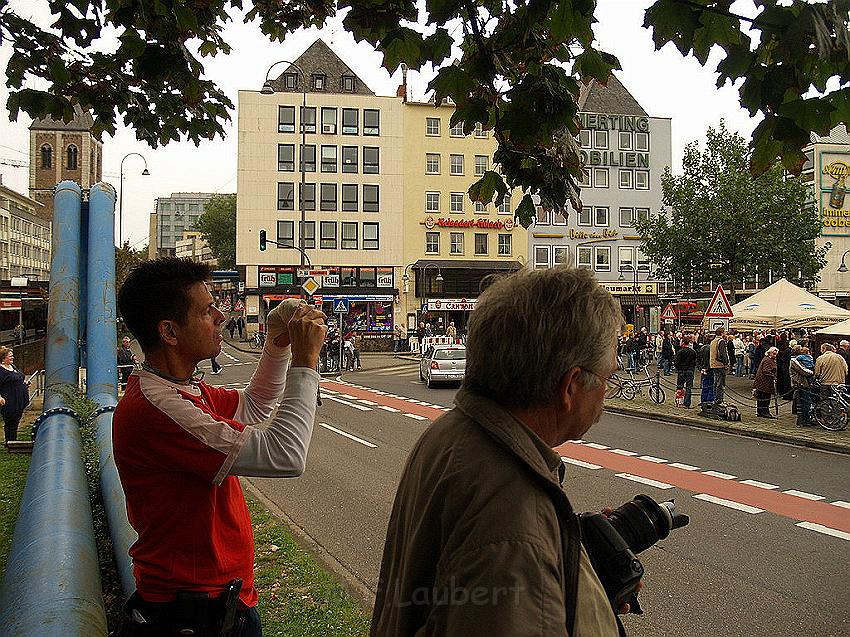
117, 257, 212, 350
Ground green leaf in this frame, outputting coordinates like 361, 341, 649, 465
549, 0, 593, 45
172, 1, 199, 32
572, 49, 619, 84
692, 9, 741, 65
380, 28, 426, 71
749, 118, 782, 176
516, 193, 536, 229
643, 0, 700, 55
777, 98, 834, 136
428, 65, 476, 106
426, 0, 464, 24
423, 29, 453, 67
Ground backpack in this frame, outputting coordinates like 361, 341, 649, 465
725, 405, 741, 421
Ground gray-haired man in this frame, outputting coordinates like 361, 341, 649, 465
372, 267, 625, 637
839, 340, 850, 385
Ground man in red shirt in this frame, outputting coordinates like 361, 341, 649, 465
114, 258, 326, 636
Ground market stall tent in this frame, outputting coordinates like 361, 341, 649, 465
815, 317, 850, 336
729, 278, 850, 330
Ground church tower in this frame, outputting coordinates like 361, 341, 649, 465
29, 106, 103, 221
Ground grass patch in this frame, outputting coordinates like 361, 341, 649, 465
0, 450, 30, 577
248, 496, 371, 637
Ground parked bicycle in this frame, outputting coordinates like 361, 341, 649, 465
249, 331, 266, 349
810, 379, 849, 431
620, 365, 665, 404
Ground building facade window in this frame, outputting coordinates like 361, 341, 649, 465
577, 246, 592, 269
635, 170, 649, 190
277, 220, 294, 247
498, 234, 512, 255
450, 192, 464, 213
535, 206, 550, 225
66, 145, 78, 170
578, 206, 592, 226
474, 233, 488, 255
300, 144, 316, 172
594, 130, 608, 149
426, 117, 440, 136
426, 192, 440, 212
278, 106, 295, 133
595, 206, 609, 226
593, 168, 609, 188
342, 146, 358, 172
363, 109, 380, 135
425, 232, 439, 254
300, 106, 317, 133
321, 145, 337, 172
619, 169, 633, 189
341, 222, 358, 249
363, 222, 379, 249
342, 108, 358, 134
620, 207, 634, 226
475, 155, 488, 176
342, 75, 356, 92
450, 121, 464, 136
553, 246, 569, 265
426, 153, 440, 174
299, 183, 316, 210
320, 183, 337, 211
595, 246, 611, 271
278, 144, 295, 171
277, 182, 294, 210
534, 246, 549, 269
579, 169, 591, 188
283, 73, 297, 89
474, 122, 488, 138
363, 185, 379, 212
497, 195, 511, 214
579, 130, 591, 148
450, 232, 464, 254
301, 221, 316, 249
619, 131, 632, 150
635, 132, 649, 151
321, 107, 337, 134
320, 221, 337, 248
363, 147, 379, 174
40, 144, 52, 169
450, 154, 464, 175
636, 207, 649, 223
475, 201, 487, 213
342, 183, 359, 211
312, 74, 326, 91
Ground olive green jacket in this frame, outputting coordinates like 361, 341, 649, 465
370, 387, 621, 637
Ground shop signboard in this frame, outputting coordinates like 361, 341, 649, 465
377, 267, 393, 288
427, 298, 477, 311
820, 152, 850, 236
259, 272, 276, 287
324, 273, 340, 287
599, 281, 657, 295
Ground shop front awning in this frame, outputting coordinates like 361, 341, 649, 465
619, 294, 660, 307
412, 259, 523, 271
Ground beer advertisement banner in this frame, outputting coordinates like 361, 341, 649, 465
820, 152, 849, 236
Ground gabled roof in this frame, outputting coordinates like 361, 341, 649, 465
268, 39, 374, 96
29, 104, 95, 132
578, 74, 647, 116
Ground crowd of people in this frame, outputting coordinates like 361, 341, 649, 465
618, 325, 850, 424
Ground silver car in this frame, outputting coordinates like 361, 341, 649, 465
419, 345, 466, 388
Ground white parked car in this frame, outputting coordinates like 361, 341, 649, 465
419, 345, 466, 388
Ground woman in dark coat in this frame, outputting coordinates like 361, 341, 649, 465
753, 346, 778, 418
776, 342, 794, 400
0, 347, 29, 443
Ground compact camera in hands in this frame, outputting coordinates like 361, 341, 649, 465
580, 494, 689, 614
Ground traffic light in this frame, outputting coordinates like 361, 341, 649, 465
259, 229, 266, 251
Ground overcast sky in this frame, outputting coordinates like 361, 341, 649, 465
0, 0, 760, 249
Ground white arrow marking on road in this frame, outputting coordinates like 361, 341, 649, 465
561, 457, 602, 470
740, 479, 779, 490
615, 473, 674, 489
319, 423, 377, 448
795, 522, 850, 541
693, 494, 763, 514
782, 489, 825, 501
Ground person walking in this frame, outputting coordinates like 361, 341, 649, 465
210, 356, 223, 375
226, 316, 237, 339
790, 345, 815, 426
733, 333, 745, 376
660, 331, 674, 375
236, 315, 245, 340
674, 336, 696, 408
393, 324, 405, 352
117, 336, 138, 392
445, 320, 457, 340
0, 347, 29, 445
753, 346, 779, 418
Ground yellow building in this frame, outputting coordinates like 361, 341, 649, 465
399, 99, 528, 337
237, 40, 404, 347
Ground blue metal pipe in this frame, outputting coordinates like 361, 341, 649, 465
86, 182, 137, 598
0, 182, 107, 635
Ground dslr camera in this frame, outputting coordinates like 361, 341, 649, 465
580, 494, 689, 614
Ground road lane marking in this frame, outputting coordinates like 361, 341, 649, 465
832, 501, 850, 509
702, 470, 736, 480
584, 443, 609, 450
615, 473, 674, 489
796, 522, 850, 541
693, 494, 763, 514
322, 395, 372, 411
669, 462, 700, 471
561, 457, 602, 469
639, 455, 668, 463
403, 413, 428, 421
782, 489, 825, 501
378, 405, 400, 413
358, 399, 378, 405
740, 480, 779, 490
319, 423, 377, 448
611, 449, 638, 456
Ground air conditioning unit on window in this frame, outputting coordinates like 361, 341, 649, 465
322, 124, 335, 134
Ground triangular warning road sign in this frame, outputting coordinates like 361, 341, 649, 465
661, 303, 676, 320
704, 285, 733, 318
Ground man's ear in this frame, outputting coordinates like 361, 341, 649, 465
557, 367, 583, 415
158, 320, 179, 347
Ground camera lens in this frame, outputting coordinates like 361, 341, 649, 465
607, 494, 689, 554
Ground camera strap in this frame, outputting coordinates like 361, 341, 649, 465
558, 510, 581, 636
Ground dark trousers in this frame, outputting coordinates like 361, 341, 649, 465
677, 370, 694, 407
701, 369, 715, 404
796, 386, 812, 425
3, 410, 22, 443
713, 368, 726, 404
211, 357, 223, 373
117, 594, 262, 637
756, 390, 772, 416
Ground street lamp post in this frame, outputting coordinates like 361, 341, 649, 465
262, 60, 307, 268
837, 249, 850, 272
118, 153, 150, 248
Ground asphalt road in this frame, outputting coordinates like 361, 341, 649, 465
209, 345, 850, 637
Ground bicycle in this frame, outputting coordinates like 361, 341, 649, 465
249, 331, 266, 349
810, 380, 849, 431
623, 364, 665, 404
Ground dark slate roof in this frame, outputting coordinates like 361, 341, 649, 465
268, 39, 374, 96
29, 104, 95, 131
578, 74, 647, 116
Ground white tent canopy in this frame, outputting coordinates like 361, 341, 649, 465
816, 317, 850, 336
729, 278, 850, 330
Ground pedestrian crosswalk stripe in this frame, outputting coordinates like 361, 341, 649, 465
782, 489, 825, 501
693, 494, 763, 513
702, 470, 736, 480
740, 480, 779, 490
796, 521, 850, 541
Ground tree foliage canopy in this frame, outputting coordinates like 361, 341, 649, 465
195, 194, 236, 269
635, 121, 827, 302
115, 242, 148, 290
2, 0, 848, 226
